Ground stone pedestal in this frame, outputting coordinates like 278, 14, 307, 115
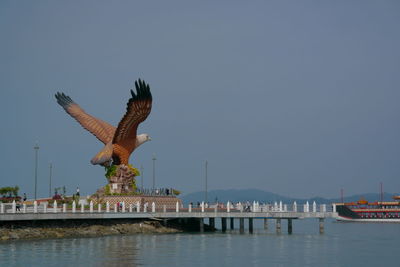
93, 164, 139, 198
91, 164, 182, 211
107, 164, 136, 194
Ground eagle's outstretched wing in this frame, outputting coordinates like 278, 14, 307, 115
112, 79, 152, 148
55, 92, 116, 144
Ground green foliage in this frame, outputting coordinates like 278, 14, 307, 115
13, 186, 19, 197
105, 164, 140, 178
0, 188, 7, 197
172, 189, 181, 196
104, 184, 111, 195
131, 179, 137, 192
128, 164, 140, 176
105, 165, 117, 178
0, 186, 19, 197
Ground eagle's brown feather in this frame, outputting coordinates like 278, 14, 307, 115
112, 79, 152, 164
55, 93, 116, 144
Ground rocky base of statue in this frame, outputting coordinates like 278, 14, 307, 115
95, 164, 137, 196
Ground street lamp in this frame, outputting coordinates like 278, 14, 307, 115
140, 165, 144, 191
34, 143, 39, 200
205, 160, 208, 203
49, 163, 53, 198
152, 154, 156, 191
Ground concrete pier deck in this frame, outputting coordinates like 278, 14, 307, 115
0, 201, 337, 233
0, 210, 336, 221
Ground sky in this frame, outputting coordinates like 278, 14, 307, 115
1, 0, 399, 199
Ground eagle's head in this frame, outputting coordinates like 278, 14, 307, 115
137, 133, 152, 147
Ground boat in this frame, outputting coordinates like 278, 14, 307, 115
333, 196, 400, 222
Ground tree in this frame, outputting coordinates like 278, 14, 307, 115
0, 186, 19, 198
12, 186, 19, 197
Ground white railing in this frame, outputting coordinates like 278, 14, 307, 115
0, 200, 331, 215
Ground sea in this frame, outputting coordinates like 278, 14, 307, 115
0, 219, 399, 267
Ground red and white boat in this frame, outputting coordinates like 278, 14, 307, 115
334, 196, 400, 222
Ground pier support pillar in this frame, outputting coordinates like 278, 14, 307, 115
163, 219, 168, 227
249, 218, 253, 234
263, 218, 268, 230
288, 219, 293, 234
209, 218, 215, 229
276, 218, 281, 234
221, 218, 227, 232
230, 218, 234, 229
239, 218, 245, 233
319, 218, 324, 234
199, 218, 204, 233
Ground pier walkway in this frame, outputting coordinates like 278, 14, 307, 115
0, 201, 338, 234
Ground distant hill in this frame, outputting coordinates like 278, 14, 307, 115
180, 189, 397, 204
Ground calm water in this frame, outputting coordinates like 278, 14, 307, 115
1, 219, 399, 267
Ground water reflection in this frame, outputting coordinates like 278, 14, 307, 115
0, 235, 140, 267
1, 220, 400, 266
96, 236, 139, 267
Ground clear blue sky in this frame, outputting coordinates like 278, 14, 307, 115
1, 0, 399, 198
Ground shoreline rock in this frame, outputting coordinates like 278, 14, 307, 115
0, 219, 181, 241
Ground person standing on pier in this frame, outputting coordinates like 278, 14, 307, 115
16, 200, 21, 211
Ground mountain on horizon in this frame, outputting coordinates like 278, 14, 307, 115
180, 188, 397, 204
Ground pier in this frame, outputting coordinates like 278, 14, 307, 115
0, 201, 337, 234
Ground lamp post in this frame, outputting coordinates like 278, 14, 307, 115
140, 165, 144, 191
49, 163, 53, 198
34, 143, 39, 200
152, 154, 156, 191
205, 160, 208, 203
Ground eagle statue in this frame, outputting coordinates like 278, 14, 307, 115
55, 79, 152, 167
